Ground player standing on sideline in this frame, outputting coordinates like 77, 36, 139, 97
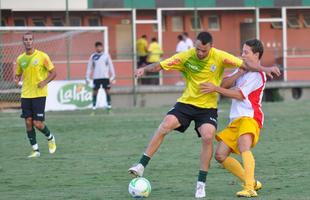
128, 32, 280, 198
86, 41, 115, 111
136, 34, 148, 68
15, 32, 57, 158
176, 34, 188, 53
200, 39, 266, 198
183, 32, 194, 49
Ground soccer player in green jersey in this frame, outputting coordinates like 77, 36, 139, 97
128, 32, 280, 198
15, 32, 57, 158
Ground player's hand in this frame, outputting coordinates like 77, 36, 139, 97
265, 66, 281, 79
200, 82, 217, 94
135, 67, 145, 78
110, 79, 116, 84
38, 80, 47, 88
14, 77, 20, 87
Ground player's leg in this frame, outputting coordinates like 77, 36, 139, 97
215, 141, 246, 182
103, 79, 112, 109
21, 98, 40, 157
32, 97, 56, 154
236, 133, 257, 197
92, 79, 100, 110
128, 114, 181, 177
195, 123, 216, 198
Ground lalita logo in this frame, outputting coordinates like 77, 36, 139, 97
57, 83, 92, 107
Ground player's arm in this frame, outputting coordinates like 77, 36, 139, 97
38, 68, 56, 88
200, 82, 244, 101
135, 62, 162, 78
15, 59, 23, 86
242, 60, 280, 79
107, 54, 116, 83
221, 68, 246, 89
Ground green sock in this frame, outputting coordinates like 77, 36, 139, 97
92, 94, 97, 107
27, 128, 37, 146
38, 125, 52, 139
198, 170, 208, 183
139, 154, 151, 167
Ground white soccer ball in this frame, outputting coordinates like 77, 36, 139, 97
128, 177, 151, 198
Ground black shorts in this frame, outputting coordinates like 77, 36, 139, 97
21, 97, 46, 121
167, 102, 218, 137
93, 78, 110, 90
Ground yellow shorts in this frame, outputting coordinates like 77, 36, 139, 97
216, 117, 260, 154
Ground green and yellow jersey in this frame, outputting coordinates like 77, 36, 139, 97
160, 47, 243, 108
137, 38, 148, 57
16, 50, 54, 98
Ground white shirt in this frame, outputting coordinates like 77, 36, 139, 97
86, 52, 115, 80
176, 40, 188, 53
228, 69, 266, 127
184, 37, 193, 49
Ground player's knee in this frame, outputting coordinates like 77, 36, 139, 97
25, 118, 33, 129
215, 152, 226, 163
158, 122, 172, 136
33, 120, 44, 129
200, 132, 214, 143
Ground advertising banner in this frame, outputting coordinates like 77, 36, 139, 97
46, 80, 107, 111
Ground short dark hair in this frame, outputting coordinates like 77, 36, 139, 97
95, 41, 103, 47
245, 39, 264, 59
177, 35, 183, 41
183, 32, 189, 37
23, 31, 33, 40
142, 34, 147, 38
196, 32, 213, 45
151, 37, 157, 42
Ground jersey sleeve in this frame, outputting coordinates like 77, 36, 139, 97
160, 51, 187, 71
219, 50, 243, 68
237, 73, 264, 98
43, 53, 55, 71
15, 58, 23, 75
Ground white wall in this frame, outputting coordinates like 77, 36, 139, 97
1, 0, 87, 11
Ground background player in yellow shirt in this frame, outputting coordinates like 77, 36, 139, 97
201, 39, 266, 198
128, 32, 280, 198
15, 32, 57, 158
136, 34, 148, 68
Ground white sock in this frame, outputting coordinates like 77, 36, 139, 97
47, 134, 53, 140
32, 144, 39, 151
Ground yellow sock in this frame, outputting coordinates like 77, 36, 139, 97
222, 156, 245, 182
241, 151, 255, 190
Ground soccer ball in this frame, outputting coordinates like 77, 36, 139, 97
128, 177, 151, 198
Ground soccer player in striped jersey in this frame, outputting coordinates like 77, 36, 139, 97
200, 39, 267, 197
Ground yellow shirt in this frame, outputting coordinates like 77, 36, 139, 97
147, 42, 163, 63
16, 50, 55, 98
136, 38, 148, 56
160, 47, 243, 108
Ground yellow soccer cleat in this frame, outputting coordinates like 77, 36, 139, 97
28, 150, 40, 158
48, 136, 57, 154
236, 189, 257, 198
242, 180, 262, 191
254, 180, 262, 191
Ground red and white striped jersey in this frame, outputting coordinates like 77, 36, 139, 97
228, 69, 266, 128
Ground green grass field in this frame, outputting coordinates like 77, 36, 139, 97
1, 101, 310, 200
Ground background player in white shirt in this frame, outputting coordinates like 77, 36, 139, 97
200, 39, 267, 198
86, 41, 115, 110
176, 34, 188, 53
182, 32, 193, 49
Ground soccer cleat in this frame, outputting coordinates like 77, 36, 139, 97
254, 180, 262, 191
242, 180, 262, 191
48, 135, 57, 154
236, 189, 257, 198
195, 181, 206, 198
28, 150, 40, 158
128, 163, 144, 177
